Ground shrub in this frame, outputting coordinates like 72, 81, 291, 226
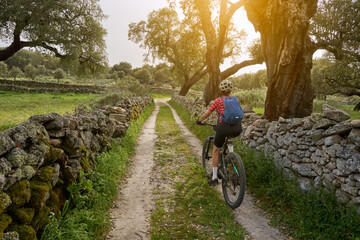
233, 89, 266, 108
92, 92, 132, 107
54, 68, 65, 83
8, 67, 22, 80
24, 64, 37, 80
116, 76, 149, 96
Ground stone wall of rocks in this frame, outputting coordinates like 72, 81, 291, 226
0, 79, 106, 94
0, 96, 153, 239
172, 94, 360, 207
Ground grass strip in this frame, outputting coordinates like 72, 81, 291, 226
40, 102, 155, 240
151, 104, 244, 240
150, 93, 172, 99
0, 90, 100, 131
168, 100, 360, 240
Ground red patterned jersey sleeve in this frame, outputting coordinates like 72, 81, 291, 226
209, 98, 225, 115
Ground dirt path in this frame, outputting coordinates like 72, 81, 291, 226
165, 101, 287, 240
108, 99, 167, 240
108, 99, 286, 240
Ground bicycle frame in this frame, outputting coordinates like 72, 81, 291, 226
200, 121, 246, 208
200, 123, 236, 180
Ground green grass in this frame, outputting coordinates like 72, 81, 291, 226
40, 103, 155, 240
253, 107, 264, 115
151, 105, 245, 239
313, 99, 360, 120
150, 93, 172, 99
0, 90, 100, 131
168, 100, 360, 240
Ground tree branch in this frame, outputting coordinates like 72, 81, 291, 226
0, 23, 24, 61
220, 58, 263, 80
314, 42, 360, 62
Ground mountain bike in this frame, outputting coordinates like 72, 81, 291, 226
200, 123, 246, 209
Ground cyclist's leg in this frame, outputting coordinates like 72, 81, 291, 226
212, 146, 221, 180
212, 122, 227, 180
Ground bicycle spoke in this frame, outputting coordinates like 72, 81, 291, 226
222, 152, 246, 208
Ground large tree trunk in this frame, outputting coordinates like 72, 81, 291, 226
0, 26, 22, 61
245, 0, 318, 121
178, 67, 207, 96
195, 0, 223, 105
203, 51, 221, 105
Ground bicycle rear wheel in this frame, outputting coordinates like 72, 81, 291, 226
222, 152, 246, 208
202, 136, 214, 178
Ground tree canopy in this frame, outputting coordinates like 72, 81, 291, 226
0, 0, 108, 74
183, 0, 263, 104
312, 55, 360, 99
129, 7, 207, 95
311, 0, 360, 62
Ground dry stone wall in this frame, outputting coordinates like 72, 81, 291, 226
172, 94, 360, 207
0, 96, 153, 239
0, 79, 106, 94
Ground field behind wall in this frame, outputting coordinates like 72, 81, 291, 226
0, 90, 100, 131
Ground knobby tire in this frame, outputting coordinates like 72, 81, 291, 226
222, 152, 246, 208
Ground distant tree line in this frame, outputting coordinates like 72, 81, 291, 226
0, 49, 68, 82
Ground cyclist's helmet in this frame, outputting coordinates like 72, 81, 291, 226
219, 80, 233, 92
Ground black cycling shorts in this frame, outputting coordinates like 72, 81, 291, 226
214, 122, 242, 148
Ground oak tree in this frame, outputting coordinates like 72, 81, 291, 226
0, 0, 107, 74
244, 0, 318, 120
188, 0, 264, 104
129, 7, 207, 95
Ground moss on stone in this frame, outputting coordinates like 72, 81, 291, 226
36, 166, 54, 182
0, 213, 12, 238
0, 192, 12, 214
29, 180, 52, 210
46, 190, 60, 217
80, 156, 90, 173
44, 146, 63, 165
7, 180, 31, 208
60, 144, 80, 156
13, 208, 35, 225
56, 177, 64, 186
0, 202, 4, 215
7, 224, 37, 240
30, 180, 52, 192
79, 144, 87, 153
31, 206, 50, 231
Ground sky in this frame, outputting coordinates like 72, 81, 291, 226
99, 0, 169, 68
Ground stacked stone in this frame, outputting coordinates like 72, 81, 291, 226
0, 79, 106, 94
0, 96, 153, 240
171, 94, 360, 208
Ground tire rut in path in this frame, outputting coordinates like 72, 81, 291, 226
165, 101, 287, 240
107, 99, 165, 240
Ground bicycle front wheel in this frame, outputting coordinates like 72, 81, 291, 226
222, 152, 246, 208
202, 136, 214, 178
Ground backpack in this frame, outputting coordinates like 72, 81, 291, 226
220, 96, 243, 124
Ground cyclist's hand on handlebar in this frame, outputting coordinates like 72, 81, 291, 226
196, 119, 202, 125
